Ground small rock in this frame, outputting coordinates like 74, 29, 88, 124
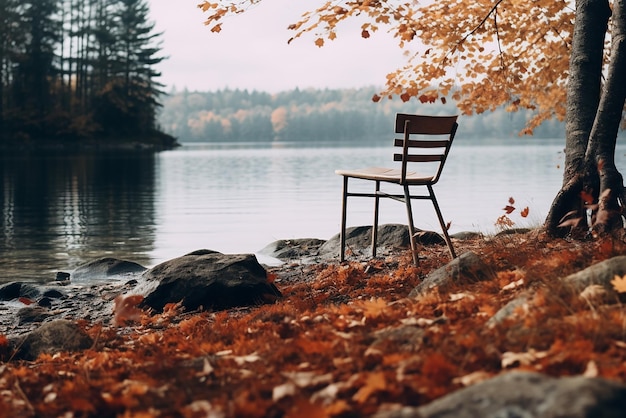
17, 306, 52, 325
409, 251, 496, 296
11, 320, 94, 361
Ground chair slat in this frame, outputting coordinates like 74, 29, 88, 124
394, 138, 450, 148
394, 154, 444, 163
395, 113, 458, 135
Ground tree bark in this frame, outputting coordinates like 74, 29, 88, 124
588, 0, 626, 234
545, 0, 626, 237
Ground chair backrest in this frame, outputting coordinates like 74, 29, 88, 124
393, 113, 458, 184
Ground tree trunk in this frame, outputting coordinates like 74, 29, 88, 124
545, 0, 626, 237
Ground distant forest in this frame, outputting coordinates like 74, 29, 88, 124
0, 0, 175, 148
158, 87, 569, 143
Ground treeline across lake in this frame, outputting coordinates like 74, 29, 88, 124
158, 87, 568, 143
0, 0, 175, 149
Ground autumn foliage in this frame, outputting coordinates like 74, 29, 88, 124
198, 0, 577, 133
2, 229, 626, 417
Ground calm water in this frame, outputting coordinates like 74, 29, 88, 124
2, 139, 620, 283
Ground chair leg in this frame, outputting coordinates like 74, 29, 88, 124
340, 176, 349, 262
403, 184, 419, 266
372, 180, 380, 258
428, 184, 456, 259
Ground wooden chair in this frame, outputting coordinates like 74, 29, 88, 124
335, 113, 458, 265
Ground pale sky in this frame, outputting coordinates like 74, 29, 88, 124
148, 0, 407, 93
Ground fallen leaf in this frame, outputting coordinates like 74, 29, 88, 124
352, 372, 386, 404
580, 190, 595, 204
452, 371, 492, 386
502, 279, 524, 291
272, 381, 296, 402
583, 360, 598, 378
501, 349, 548, 368
610, 275, 626, 293
113, 294, 144, 326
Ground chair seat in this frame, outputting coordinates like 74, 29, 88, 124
335, 167, 435, 184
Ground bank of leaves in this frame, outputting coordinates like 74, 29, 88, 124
1, 232, 626, 417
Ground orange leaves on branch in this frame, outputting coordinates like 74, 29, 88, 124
418, 94, 437, 103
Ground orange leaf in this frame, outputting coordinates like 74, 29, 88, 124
315, 38, 325, 47
113, 294, 144, 326
611, 275, 626, 293
520, 207, 529, 217
352, 372, 386, 403
508, 197, 515, 205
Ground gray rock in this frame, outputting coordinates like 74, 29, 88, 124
409, 252, 496, 296
374, 371, 626, 418
258, 238, 327, 260
486, 293, 531, 328
0, 282, 41, 300
137, 251, 282, 312
17, 306, 52, 325
318, 224, 410, 258
11, 320, 93, 361
0, 282, 68, 303
71, 257, 147, 281
370, 325, 426, 352
562, 255, 626, 301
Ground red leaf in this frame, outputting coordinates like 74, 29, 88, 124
503, 205, 516, 214
580, 190, 594, 204
18, 297, 34, 305
508, 197, 515, 205
520, 207, 529, 218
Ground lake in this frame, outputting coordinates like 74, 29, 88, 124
1, 138, 616, 283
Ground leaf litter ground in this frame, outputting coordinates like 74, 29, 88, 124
1, 231, 626, 417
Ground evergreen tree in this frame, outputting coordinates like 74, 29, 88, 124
93, 0, 165, 137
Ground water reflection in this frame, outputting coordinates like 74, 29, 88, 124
1, 151, 157, 282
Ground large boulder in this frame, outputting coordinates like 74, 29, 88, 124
318, 224, 445, 258
137, 250, 282, 312
375, 371, 626, 418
